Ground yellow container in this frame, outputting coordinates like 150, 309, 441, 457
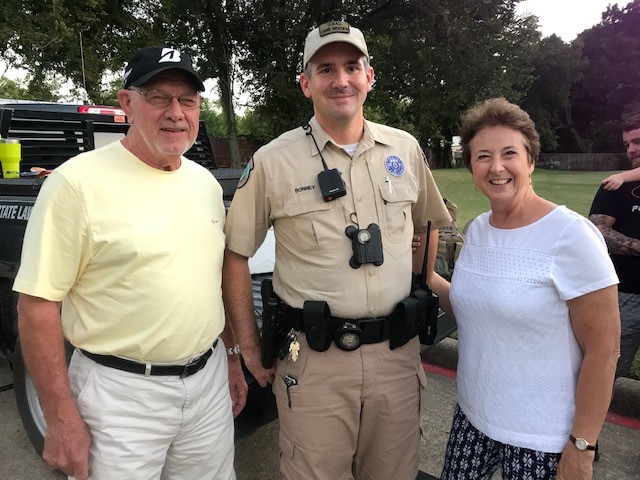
0, 138, 21, 179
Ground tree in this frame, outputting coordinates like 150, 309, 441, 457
236, 0, 337, 142
569, 0, 640, 152
0, 76, 60, 102
522, 35, 586, 152
2, 0, 151, 103
150, 0, 255, 167
363, 0, 539, 167
200, 99, 228, 137
0, 78, 32, 101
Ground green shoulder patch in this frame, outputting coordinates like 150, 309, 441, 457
237, 158, 254, 189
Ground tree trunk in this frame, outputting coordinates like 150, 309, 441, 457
563, 104, 591, 153
216, 59, 241, 169
430, 130, 453, 169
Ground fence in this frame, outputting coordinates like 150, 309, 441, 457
210, 137, 262, 168
539, 153, 629, 171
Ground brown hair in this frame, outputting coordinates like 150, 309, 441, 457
460, 98, 540, 170
622, 113, 640, 133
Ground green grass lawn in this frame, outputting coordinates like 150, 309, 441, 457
431, 167, 640, 380
431, 167, 617, 229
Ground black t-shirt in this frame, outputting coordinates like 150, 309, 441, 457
589, 181, 640, 293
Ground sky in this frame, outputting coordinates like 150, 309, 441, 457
516, 0, 628, 42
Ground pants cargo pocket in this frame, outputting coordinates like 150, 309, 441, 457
279, 432, 304, 480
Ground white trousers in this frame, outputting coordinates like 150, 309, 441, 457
68, 343, 236, 480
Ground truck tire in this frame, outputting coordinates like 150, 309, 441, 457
0, 277, 18, 357
13, 338, 74, 455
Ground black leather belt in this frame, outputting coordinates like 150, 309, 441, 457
80, 339, 218, 378
286, 307, 392, 345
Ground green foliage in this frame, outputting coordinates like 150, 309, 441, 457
569, 0, 640, 153
200, 99, 228, 137
3, 0, 639, 161
2, 0, 156, 103
365, 0, 540, 167
0, 78, 31, 100
522, 35, 585, 152
0, 76, 60, 102
237, 109, 277, 143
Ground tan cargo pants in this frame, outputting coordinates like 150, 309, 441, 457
274, 335, 426, 480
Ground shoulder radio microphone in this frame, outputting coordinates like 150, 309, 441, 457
302, 123, 347, 202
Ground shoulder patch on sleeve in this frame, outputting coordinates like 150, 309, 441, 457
237, 158, 254, 189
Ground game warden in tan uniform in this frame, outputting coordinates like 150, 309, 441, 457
223, 21, 451, 480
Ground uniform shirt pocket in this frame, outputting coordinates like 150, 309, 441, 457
281, 191, 344, 252
379, 182, 417, 244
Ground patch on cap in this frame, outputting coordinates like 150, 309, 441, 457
319, 21, 350, 36
303, 21, 369, 69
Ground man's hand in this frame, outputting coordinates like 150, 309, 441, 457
42, 404, 91, 480
602, 173, 624, 190
556, 443, 594, 480
227, 354, 248, 417
411, 234, 421, 253
242, 345, 275, 388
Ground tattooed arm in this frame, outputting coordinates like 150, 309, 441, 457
588, 214, 640, 255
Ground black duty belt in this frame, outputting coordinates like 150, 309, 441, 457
286, 307, 392, 345
80, 339, 218, 378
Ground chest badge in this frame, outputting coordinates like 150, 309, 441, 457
385, 155, 404, 177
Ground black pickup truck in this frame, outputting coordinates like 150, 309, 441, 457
0, 102, 277, 455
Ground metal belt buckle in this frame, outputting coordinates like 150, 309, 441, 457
334, 322, 363, 351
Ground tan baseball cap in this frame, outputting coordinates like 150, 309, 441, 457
303, 21, 369, 69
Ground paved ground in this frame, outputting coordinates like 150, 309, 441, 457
1, 356, 639, 479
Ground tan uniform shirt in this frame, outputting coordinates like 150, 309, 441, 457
225, 117, 451, 318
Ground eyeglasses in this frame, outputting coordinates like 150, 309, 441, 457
130, 88, 202, 110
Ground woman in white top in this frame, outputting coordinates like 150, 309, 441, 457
431, 98, 620, 480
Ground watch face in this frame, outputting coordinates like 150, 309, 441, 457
575, 438, 588, 450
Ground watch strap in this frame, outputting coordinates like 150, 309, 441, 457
569, 434, 597, 451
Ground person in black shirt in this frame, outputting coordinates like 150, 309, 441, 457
589, 113, 640, 377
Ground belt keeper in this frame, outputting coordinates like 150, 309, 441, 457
144, 363, 152, 376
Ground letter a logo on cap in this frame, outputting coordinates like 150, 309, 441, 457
159, 48, 182, 63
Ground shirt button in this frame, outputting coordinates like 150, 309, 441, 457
369, 270, 375, 277
370, 307, 378, 313
357, 196, 363, 203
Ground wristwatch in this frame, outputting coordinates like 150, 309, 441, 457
569, 434, 596, 451
226, 344, 241, 356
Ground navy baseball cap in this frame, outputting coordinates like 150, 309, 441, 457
123, 46, 205, 91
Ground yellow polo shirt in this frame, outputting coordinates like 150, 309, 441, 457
14, 142, 226, 362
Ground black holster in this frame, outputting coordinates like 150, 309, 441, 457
388, 286, 439, 350
389, 295, 419, 350
303, 300, 333, 352
260, 279, 286, 368
415, 288, 439, 345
